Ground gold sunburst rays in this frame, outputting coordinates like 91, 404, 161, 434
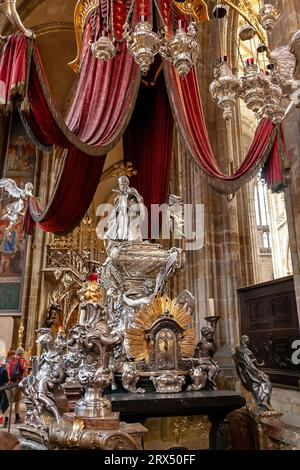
131, 295, 193, 331
180, 328, 197, 358
125, 296, 196, 362
125, 329, 150, 362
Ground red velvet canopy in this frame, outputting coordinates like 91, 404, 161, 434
0, 3, 287, 235
163, 63, 286, 194
124, 72, 174, 211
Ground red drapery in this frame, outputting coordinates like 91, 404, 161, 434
0, 22, 140, 233
123, 73, 174, 210
164, 63, 284, 194
0, 33, 28, 113
0, 9, 288, 236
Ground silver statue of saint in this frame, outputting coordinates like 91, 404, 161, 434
104, 176, 145, 242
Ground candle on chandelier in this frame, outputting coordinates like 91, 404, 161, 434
219, 55, 228, 63
140, 15, 146, 22
178, 19, 182, 29
208, 298, 215, 317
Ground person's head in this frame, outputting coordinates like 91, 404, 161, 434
118, 175, 129, 192
0, 355, 6, 366
16, 346, 24, 357
7, 348, 15, 359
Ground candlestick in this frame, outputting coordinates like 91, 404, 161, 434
208, 298, 215, 317
204, 315, 221, 331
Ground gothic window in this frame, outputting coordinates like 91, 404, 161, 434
254, 178, 271, 254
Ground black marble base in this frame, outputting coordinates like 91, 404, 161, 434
110, 390, 245, 450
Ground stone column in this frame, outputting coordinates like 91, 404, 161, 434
268, 0, 300, 324
282, 110, 300, 325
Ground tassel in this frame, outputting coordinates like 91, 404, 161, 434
20, 95, 29, 113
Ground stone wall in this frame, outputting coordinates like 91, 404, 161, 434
272, 387, 300, 416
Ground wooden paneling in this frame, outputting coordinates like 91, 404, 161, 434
238, 276, 300, 389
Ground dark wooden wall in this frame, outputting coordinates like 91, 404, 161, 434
238, 276, 300, 389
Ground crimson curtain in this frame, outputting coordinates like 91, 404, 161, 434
0, 33, 28, 113
164, 63, 284, 194
0, 4, 287, 237
0, 20, 140, 234
124, 72, 174, 211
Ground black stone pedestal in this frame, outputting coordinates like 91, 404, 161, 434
110, 390, 245, 450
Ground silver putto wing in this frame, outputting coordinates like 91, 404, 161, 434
0, 178, 23, 199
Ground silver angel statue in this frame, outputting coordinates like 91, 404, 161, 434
233, 335, 273, 411
154, 247, 182, 296
0, 179, 33, 233
167, 194, 185, 237
0, 0, 34, 38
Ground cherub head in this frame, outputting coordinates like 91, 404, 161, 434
36, 328, 54, 352
24, 182, 33, 195
201, 325, 215, 341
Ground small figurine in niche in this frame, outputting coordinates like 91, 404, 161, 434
46, 303, 62, 332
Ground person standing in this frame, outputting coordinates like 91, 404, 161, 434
7, 347, 28, 424
0, 356, 9, 427
6, 348, 15, 364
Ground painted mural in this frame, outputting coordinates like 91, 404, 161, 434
0, 112, 35, 312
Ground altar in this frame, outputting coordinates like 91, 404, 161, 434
110, 391, 245, 449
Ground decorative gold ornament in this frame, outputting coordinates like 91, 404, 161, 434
125, 295, 197, 362
132, 295, 192, 331
49, 215, 105, 254
69, 0, 99, 73
18, 320, 24, 347
223, 0, 267, 48
66, 416, 85, 448
173, 0, 209, 23
112, 162, 137, 179
80, 279, 102, 304
180, 328, 198, 358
